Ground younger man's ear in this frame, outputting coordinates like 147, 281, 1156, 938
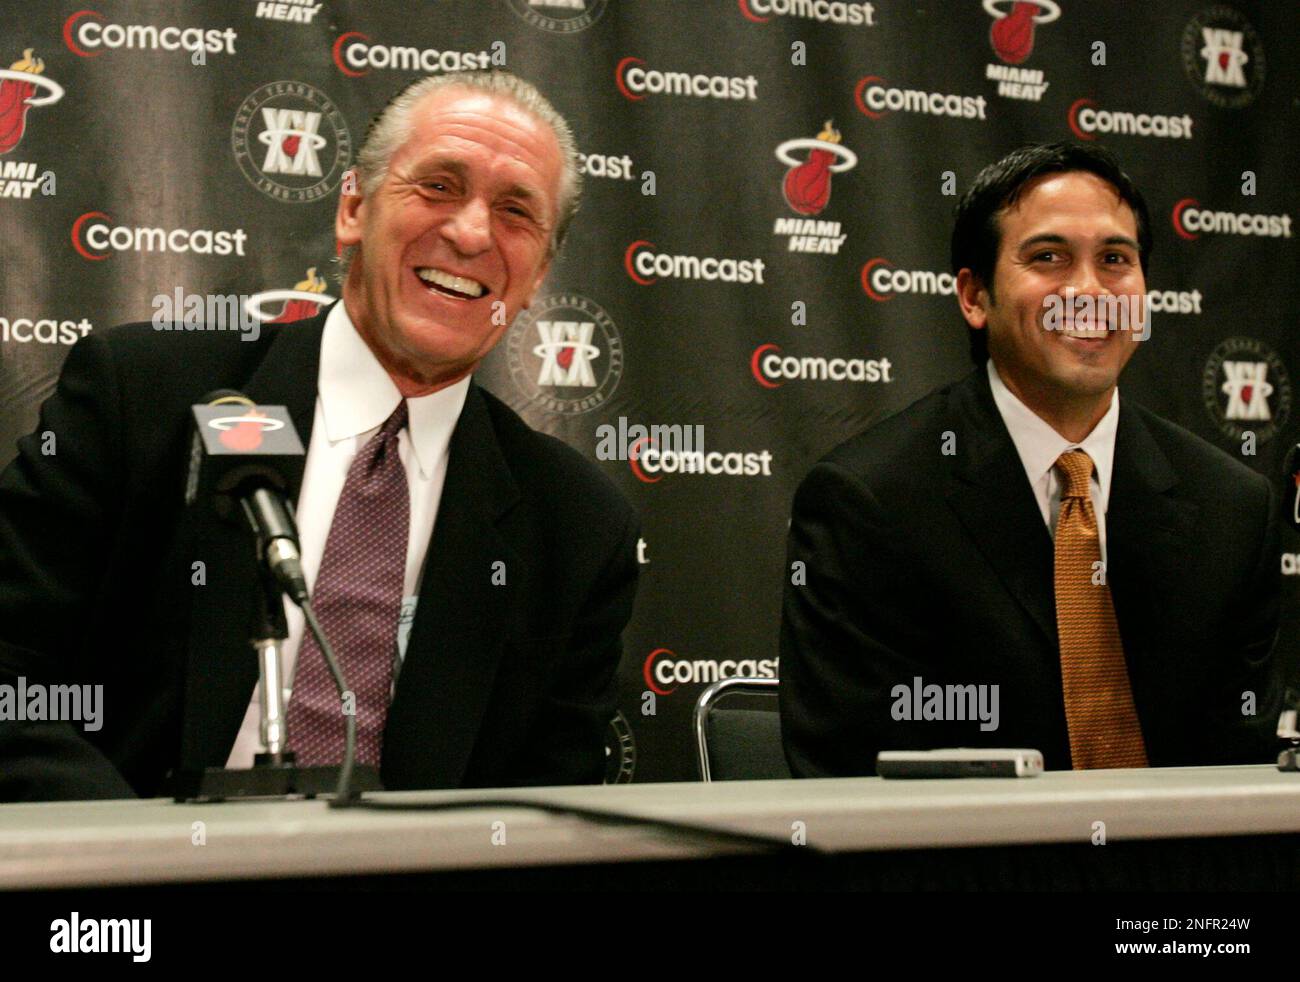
956, 268, 990, 329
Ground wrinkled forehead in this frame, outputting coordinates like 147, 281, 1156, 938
395, 88, 563, 197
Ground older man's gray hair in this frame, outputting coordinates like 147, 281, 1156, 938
336, 71, 582, 284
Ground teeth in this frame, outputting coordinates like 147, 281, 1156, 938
416, 267, 486, 298
1061, 324, 1109, 338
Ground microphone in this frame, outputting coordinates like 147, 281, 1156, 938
176, 390, 377, 803
1284, 444, 1300, 531
185, 389, 309, 604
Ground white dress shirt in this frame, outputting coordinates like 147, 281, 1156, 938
986, 359, 1118, 564
225, 302, 471, 768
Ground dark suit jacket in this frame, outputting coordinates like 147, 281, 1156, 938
780, 367, 1281, 776
0, 305, 640, 800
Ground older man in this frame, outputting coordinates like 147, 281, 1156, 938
0, 72, 639, 800
780, 142, 1281, 776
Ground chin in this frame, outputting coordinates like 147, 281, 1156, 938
400, 316, 484, 349
1059, 370, 1118, 398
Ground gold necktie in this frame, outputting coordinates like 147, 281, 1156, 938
1053, 449, 1148, 769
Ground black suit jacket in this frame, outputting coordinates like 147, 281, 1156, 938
780, 367, 1281, 776
0, 306, 640, 800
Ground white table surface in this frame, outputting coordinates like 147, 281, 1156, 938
2, 764, 1299, 888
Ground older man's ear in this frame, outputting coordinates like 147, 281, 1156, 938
335, 174, 366, 252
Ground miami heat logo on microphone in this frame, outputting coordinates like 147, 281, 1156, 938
772, 122, 855, 255
209, 409, 286, 452
0, 49, 64, 156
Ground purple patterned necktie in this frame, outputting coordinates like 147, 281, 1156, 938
286, 400, 410, 767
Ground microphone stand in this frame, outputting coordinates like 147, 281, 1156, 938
172, 512, 383, 802
251, 559, 292, 768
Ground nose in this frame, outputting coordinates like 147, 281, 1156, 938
441, 196, 492, 256
1067, 257, 1106, 297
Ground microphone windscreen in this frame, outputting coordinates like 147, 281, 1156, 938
184, 398, 305, 516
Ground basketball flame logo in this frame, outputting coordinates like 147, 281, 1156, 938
269, 267, 328, 323
0, 49, 64, 155
776, 121, 857, 217
784, 121, 840, 215
218, 409, 268, 452
985, 0, 1060, 65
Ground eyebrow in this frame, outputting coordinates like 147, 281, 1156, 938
1016, 233, 1140, 251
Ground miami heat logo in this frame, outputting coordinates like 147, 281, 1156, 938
984, 0, 1059, 65
0, 50, 64, 155
209, 409, 285, 452
775, 122, 856, 217
244, 267, 334, 324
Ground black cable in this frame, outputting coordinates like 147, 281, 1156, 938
347, 796, 821, 855
299, 598, 360, 806
297, 596, 808, 853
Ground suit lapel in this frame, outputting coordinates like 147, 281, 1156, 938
180, 307, 327, 769
944, 369, 1058, 647
381, 384, 523, 789
941, 371, 1197, 668
1105, 402, 1197, 657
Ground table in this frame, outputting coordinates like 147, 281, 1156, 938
2, 765, 1300, 890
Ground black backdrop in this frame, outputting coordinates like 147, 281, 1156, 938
2, 0, 1297, 782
